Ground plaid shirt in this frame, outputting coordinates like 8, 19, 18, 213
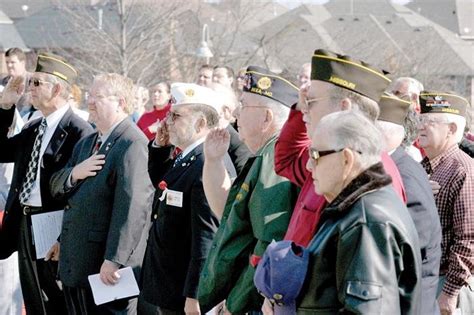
422, 144, 474, 297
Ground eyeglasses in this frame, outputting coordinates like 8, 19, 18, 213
304, 96, 329, 109
309, 147, 362, 164
309, 148, 344, 163
168, 111, 183, 122
238, 101, 267, 110
417, 115, 449, 126
28, 78, 53, 87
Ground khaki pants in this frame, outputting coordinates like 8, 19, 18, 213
438, 276, 474, 314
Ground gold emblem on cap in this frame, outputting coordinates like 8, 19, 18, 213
185, 88, 195, 97
257, 77, 272, 90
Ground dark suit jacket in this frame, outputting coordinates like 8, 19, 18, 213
392, 146, 442, 315
50, 119, 154, 288
140, 143, 233, 311
0, 106, 93, 258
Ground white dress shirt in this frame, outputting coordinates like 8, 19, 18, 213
23, 105, 70, 207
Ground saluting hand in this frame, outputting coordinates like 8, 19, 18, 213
295, 81, 311, 112
204, 128, 230, 161
71, 154, 106, 183
154, 120, 170, 147
0, 75, 26, 110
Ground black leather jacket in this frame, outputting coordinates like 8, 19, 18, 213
297, 163, 422, 314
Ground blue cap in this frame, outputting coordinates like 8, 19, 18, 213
253, 240, 309, 315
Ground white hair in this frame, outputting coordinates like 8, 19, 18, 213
376, 120, 406, 151
393, 77, 424, 96
261, 97, 290, 129
315, 110, 382, 169
211, 83, 238, 113
445, 113, 466, 143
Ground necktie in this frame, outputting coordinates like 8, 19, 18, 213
92, 136, 102, 155
173, 153, 184, 168
19, 118, 47, 204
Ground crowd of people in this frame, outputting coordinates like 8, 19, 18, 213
0, 46, 473, 315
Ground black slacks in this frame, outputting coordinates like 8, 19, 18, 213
64, 285, 137, 315
18, 212, 66, 315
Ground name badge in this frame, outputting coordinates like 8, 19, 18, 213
166, 189, 183, 208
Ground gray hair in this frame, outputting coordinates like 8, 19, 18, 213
401, 107, 419, 147
260, 97, 290, 129
315, 110, 382, 169
376, 120, 405, 150
328, 85, 379, 122
187, 104, 219, 128
46, 74, 71, 100
443, 113, 466, 143
392, 77, 424, 96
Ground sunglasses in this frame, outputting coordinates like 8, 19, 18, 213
309, 148, 344, 163
28, 78, 53, 87
309, 147, 362, 164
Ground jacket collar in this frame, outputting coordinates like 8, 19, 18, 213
324, 162, 392, 215
163, 143, 203, 185
95, 118, 131, 157
43, 107, 75, 160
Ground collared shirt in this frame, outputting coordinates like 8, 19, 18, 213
180, 138, 205, 160
422, 144, 474, 297
98, 118, 126, 147
23, 104, 70, 207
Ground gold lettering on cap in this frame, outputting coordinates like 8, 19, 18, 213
257, 77, 272, 90
441, 108, 460, 114
329, 75, 356, 90
250, 87, 273, 97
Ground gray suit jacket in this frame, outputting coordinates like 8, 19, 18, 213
50, 119, 154, 288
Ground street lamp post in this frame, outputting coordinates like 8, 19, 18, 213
196, 24, 213, 64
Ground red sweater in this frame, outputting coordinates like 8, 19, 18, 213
137, 103, 172, 140
275, 108, 407, 247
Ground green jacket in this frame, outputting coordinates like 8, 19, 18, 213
198, 136, 299, 314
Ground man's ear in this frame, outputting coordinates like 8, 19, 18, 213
51, 83, 61, 98
341, 148, 355, 178
448, 122, 458, 136
194, 115, 207, 133
340, 98, 352, 111
261, 108, 274, 131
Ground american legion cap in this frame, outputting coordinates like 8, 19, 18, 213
419, 91, 469, 117
35, 53, 78, 84
254, 240, 309, 315
243, 66, 299, 107
311, 49, 391, 102
378, 92, 411, 125
170, 83, 222, 114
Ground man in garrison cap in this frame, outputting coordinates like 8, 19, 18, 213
0, 53, 93, 314
274, 48, 406, 247
376, 93, 441, 315
139, 83, 235, 314
271, 49, 417, 312
417, 91, 474, 315
197, 66, 299, 314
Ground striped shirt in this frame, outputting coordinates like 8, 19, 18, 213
422, 144, 474, 297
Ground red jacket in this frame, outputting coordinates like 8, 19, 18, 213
137, 102, 172, 140
275, 108, 407, 247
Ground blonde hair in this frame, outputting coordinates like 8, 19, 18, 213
94, 73, 134, 114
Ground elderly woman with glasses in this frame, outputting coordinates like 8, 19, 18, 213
295, 110, 422, 313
